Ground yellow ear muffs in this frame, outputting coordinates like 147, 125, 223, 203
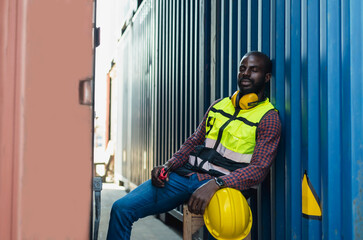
231, 91, 240, 108
231, 91, 259, 110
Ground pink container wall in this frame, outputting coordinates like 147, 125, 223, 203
0, 0, 94, 239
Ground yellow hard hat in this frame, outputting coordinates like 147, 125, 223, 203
203, 188, 252, 240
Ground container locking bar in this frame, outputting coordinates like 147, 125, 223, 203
93, 177, 102, 240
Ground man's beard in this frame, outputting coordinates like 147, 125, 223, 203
238, 78, 265, 96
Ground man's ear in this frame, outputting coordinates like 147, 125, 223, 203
265, 73, 271, 83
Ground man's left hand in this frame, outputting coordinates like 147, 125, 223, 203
187, 179, 220, 215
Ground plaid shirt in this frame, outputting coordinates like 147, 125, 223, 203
168, 99, 281, 191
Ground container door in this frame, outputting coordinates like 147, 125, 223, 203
0, 0, 94, 239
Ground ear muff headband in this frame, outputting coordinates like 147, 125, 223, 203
231, 91, 259, 110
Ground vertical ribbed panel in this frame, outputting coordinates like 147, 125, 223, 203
286, 0, 302, 239
272, 0, 286, 239
346, 1, 363, 239
113, 0, 363, 237
228, 0, 238, 95
322, 0, 341, 239
342, 1, 363, 239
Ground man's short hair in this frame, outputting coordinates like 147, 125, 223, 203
244, 51, 272, 74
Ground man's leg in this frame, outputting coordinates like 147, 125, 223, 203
107, 173, 208, 240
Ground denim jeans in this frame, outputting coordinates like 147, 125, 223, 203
106, 173, 216, 240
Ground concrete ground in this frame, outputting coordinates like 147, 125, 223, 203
95, 183, 183, 240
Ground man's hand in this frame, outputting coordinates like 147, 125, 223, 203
188, 179, 220, 215
151, 162, 173, 188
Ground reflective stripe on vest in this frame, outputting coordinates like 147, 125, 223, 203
191, 97, 275, 175
205, 138, 253, 163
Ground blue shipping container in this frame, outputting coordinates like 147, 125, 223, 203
113, 0, 363, 238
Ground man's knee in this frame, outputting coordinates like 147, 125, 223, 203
111, 197, 129, 212
110, 199, 136, 223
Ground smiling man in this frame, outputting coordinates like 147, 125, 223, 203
106, 51, 281, 240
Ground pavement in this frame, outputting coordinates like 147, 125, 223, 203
95, 183, 183, 240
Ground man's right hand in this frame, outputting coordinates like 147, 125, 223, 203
151, 162, 173, 187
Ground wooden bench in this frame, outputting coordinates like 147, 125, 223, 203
182, 204, 205, 240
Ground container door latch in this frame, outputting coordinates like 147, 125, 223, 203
79, 78, 93, 106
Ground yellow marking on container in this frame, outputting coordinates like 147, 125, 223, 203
302, 172, 322, 220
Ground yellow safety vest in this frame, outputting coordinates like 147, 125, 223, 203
187, 97, 275, 176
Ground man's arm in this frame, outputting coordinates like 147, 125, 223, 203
220, 110, 281, 190
151, 121, 207, 187
166, 99, 222, 170
151, 99, 222, 187
187, 110, 281, 214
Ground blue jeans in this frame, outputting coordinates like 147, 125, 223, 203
106, 173, 216, 240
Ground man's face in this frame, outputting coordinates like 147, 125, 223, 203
237, 54, 271, 96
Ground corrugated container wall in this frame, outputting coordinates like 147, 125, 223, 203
113, 0, 363, 239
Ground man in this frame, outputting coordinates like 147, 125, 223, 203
107, 51, 281, 239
